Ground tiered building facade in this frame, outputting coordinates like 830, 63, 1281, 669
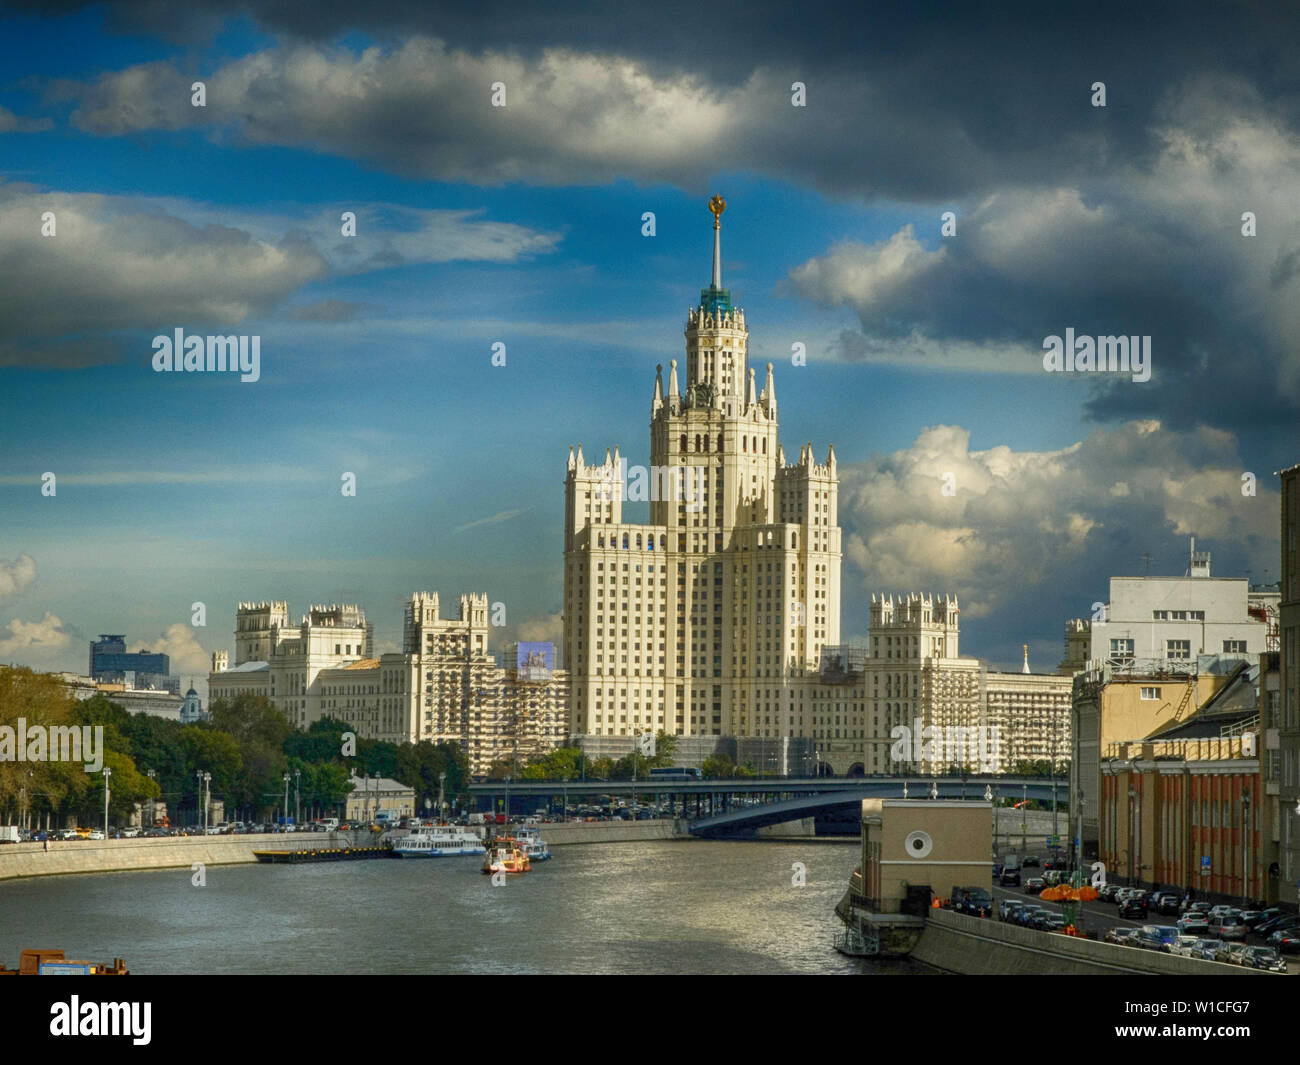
563, 199, 1071, 775
208, 594, 567, 775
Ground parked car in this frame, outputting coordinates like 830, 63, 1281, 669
1135, 925, 1180, 952
1190, 936, 1222, 962
1119, 897, 1149, 919
1218, 942, 1253, 966
1237, 910, 1264, 929
1041, 915, 1067, 933
1155, 893, 1182, 916
1243, 945, 1288, 972
1176, 916, 1210, 938
1268, 927, 1300, 954
85, 830, 105, 840
999, 899, 1021, 922
1256, 913, 1299, 937
1208, 912, 1247, 940
1169, 935, 1204, 958
1024, 877, 1045, 894
1099, 884, 1120, 902
1248, 907, 1287, 931
1104, 927, 1138, 946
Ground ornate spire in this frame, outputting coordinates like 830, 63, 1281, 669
701, 195, 732, 314
746, 366, 757, 407
652, 363, 663, 414
763, 361, 776, 415
709, 193, 726, 289
668, 358, 679, 400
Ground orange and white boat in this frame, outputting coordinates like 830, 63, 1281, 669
482, 838, 531, 875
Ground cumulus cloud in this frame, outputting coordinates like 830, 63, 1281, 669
0, 555, 37, 605
129, 623, 211, 680
841, 420, 1275, 621
0, 611, 72, 659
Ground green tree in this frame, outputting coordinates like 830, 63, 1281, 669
701, 755, 735, 779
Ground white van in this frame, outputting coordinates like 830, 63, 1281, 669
318, 818, 339, 830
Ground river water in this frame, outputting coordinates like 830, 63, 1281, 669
0, 839, 933, 975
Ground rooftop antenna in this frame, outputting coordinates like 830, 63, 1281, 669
1140, 552, 1153, 576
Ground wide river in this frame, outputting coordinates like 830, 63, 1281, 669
0, 838, 933, 975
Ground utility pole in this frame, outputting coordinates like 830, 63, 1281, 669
294, 769, 301, 826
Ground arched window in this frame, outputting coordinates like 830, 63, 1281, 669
703, 435, 709, 452
695, 434, 702, 452
742, 437, 748, 453
762, 438, 767, 454
636, 534, 642, 549
622, 534, 629, 549
717, 434, 724, 452
680, 434, 687, 453
598, 534, 604, 547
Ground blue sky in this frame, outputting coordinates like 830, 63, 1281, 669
0, 3, 1294, 691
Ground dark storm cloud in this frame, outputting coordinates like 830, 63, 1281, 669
16, 0, 1300, 201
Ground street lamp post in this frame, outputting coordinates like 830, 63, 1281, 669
195, 770, 203, 830
294, 769, 301, 826
985, 785, 995, 858
146, 769, 156, 828
202, 772, 210, 833
102, 767, 112, 838
283, 772, 291, 829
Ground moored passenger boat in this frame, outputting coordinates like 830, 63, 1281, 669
391, 824, 486, 858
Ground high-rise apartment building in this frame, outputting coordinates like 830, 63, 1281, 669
563, 196, 840, 751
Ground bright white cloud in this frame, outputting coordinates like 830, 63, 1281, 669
842, 420, 1275, 619
0, 612, 72, 659
0, 555, 37, 605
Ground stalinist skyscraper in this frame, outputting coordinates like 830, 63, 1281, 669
563, 197, 844, 766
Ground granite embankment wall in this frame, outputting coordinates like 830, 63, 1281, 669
0, 821, 687, 880
913, 909, 1271, 976
522, 820, 683, 845
0, 834, 354, 881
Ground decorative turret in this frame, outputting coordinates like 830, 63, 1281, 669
762, 361, 776, 416
652, 363, 664, 414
